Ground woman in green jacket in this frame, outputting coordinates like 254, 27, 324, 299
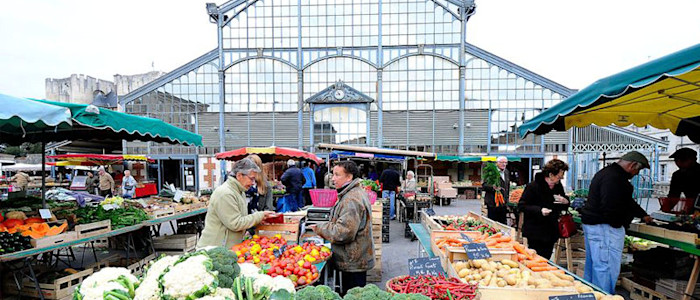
198, 158, 276, 249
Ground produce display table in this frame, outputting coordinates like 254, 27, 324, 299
409, 223, 435, 258
625, 224, 700, 300
134, 182, 158, 198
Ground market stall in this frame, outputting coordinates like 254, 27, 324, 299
47, 154, 158, 197
518, 44, 700, 300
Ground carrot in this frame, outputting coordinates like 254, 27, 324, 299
531, 266, 558, 272
525, 261, 549, 268
513, 243, 533, 260
490, 232, 503, 239
517, 254, 528, 261
495, 236, 512, 243
485, 240, 498, 246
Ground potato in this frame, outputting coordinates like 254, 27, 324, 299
488, 275, 498, 287
612, 296, 624, 300
555, 272, 575, 282
509, 269, 520, 274
496, 270, 509, 278
504, 275, 518, 286
537, 283, 553, 289
592, 291, 604, 300
501, 259, 519, 268
455, 261, 467, 271
489, 261, 499, 268
576, 284, 593, 293
503, 264, 512, 270
496, 279, 507, 287
473, 274, 482, 281
458, 268, 469, 278
472, 259, 487, 268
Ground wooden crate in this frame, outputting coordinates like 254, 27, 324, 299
255, 216, 304, 243
622, 278, 670, 300
92, 253, 157, 276
468, 211, 517, 237
627, 222, 699, 245
31, 231, 78, 249
429, 230, 484, 256
148, 207, 176, 219
75, 220, 111, 239
153, 234, 197, 251
445, 261, 579, 300
444, 246, 518, 263
367, 259, 382, 282
175, 204, 192, 213
4, 268, 93, 299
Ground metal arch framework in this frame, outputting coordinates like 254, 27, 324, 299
384, 52, 459, 69
224, 55, 298, 72
571, 125, 668, 153
302, 54, 378, 71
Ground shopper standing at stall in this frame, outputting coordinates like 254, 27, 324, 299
668, 147, 700, 201
581, 151, 654, 294
280, 159, 305, 211
402, 170, 417, 193
308, 160, 374, 296
483, 156, 510, 224
121, 170, 137, 199
518, 159, 569, 259
97, 167, 115, 197
10, 170, 31, 191
379, 165, 401, 219
301, 162, 317, 206
198, 158, 277, 249
85, 171, 98, 194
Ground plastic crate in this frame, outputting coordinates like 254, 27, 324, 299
309, 189, 338, 207
659, 197, 694, 214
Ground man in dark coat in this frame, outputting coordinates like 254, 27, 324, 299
280, 159, 305, 211
483, 156, 510, 224
379, 165, 401, 219
581, 151, 653, 294
668, 147, 699, 201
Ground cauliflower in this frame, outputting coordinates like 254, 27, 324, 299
134, 255, 180, 300
238, 263, 261, 278
212, 287, 236, 298
159, 252, 219, 300
196, 296, 232, 300
249, 273, 273, 295
74, 267, 139, 300
269, 276, 295, 294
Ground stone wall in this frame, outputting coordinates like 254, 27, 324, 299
45, 74, 115, 104
114, 71, 165, 95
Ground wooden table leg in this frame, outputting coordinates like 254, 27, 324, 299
564, 237, 573, 271
553, 239, 562, 263
683, 256, 700, 300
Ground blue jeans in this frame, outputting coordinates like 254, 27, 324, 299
382, 190, 396, 218
583, 223, 625, 294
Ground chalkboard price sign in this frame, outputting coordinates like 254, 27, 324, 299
408, 257, 444, 277
424, 208, 436, 216
460, 233, 472, 242
464, 242, 491, 260
548, 293, 595, 300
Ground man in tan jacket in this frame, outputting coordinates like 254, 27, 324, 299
97, 167, 115, 197
11, 171, 31, 191
197, 158, 276, 249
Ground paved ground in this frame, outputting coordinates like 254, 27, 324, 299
378, 198, 482, 287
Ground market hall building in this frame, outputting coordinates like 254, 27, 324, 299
114, 0, 666, 192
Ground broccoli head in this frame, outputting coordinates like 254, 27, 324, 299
206, 247, 240, 288
390, 293, 431, 300
345, 284, 392, 300
295, 285, 342, 300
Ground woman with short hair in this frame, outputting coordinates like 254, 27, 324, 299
518, 159, 570, 259
198, 158, 277, 249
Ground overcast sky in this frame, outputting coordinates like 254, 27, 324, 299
1, 0, 699, 99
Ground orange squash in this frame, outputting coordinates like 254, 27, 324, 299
2, 218, 24, 229
46, 223, 67, 236
0, 225, 6, 232
24, 217, 45, 224
30, 223, 49, 234
29, 231, 45, 239
7, 227, 17, 234
15, 224, 31, 232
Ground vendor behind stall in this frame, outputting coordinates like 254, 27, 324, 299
121, 170, 137, 199
309, 160, 375, 295
198, 158, 277, 249
668, 147, 700, 201
10, 171, 31, 191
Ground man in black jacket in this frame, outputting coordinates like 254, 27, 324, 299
668, 147, 699, 201
379, 165, 401, 219
581, 151, 653, 294
281, 159, 305, 211
483, 156, 510, 224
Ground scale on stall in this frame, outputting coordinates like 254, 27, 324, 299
305, 206, 332, 224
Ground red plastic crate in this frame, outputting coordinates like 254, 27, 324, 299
310, 189, 338, 207
658, 197, 694, 214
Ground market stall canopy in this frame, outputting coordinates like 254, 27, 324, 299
3, 163, 52, 172
216, 146, 324, 165
0, 93, 72, 140
518, 43, 700, 143
329, 151, 406, 161
316, 143, 436, 159
0, 98, 203, 146
435, 155, 522, 163
46, 154, 155, 166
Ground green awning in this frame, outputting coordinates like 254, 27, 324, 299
519, 43, 700, 143
32, 99, 203, 146
0, 93, 73, 145
435, 155, 521, 163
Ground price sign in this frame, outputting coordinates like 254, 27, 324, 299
549, 293, 595, 300
408, 257, 444, 277
460, 233, 473, 242
273, 245, 287, 258
39, 209, 53, 219
424, 208, 436, 216
464, 242, 491, 260
173, 190, 184, 202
